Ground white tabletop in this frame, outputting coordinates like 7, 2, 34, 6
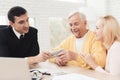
31, 61, 120, 80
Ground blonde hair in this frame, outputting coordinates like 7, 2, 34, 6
100, 15, 120, 49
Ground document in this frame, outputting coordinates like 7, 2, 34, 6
52, 73, 98, 80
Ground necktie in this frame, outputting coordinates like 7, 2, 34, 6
20, 35, 24, 39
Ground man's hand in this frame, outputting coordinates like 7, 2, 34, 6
58, 50, 78, 63
36, 51, 51, 62
54, 50, 78, 66
55, 57, 67, 66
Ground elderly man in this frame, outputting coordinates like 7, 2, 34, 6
49, 11, 106, 69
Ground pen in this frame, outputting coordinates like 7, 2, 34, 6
42, 72, 51, 75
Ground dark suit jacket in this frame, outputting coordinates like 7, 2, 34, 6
0, 25, 39, 57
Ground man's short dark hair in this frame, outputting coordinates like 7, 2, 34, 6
8, 6, 27, 23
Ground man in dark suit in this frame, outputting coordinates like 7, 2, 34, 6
0, 6, 51, 67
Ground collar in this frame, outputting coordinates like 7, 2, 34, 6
12, 28, 24, 39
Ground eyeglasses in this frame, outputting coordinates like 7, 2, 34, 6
30, 69, 51, 80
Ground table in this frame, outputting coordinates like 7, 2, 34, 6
31, 61, 120, 80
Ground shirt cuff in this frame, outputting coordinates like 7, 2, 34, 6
95, 66, 108, 74
25, 57, 28, 60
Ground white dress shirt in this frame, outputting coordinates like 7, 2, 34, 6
95, 41, 120, 75
12, 28, 24, 39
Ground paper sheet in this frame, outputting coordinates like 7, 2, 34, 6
52, 73, 98, 80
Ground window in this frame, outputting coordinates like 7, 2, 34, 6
49, 17, 71, 48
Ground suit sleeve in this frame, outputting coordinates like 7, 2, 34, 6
29, 29, 39, 56
0, 32, 9, 57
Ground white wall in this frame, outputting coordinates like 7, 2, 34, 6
79, 0, 108, 30
108, 0, 120, 22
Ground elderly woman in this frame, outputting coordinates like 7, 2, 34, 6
82, 15, 120, 75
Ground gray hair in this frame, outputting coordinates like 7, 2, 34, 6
68, 11, 86, 21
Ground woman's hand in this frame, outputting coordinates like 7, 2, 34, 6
81, 53, 98, 69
